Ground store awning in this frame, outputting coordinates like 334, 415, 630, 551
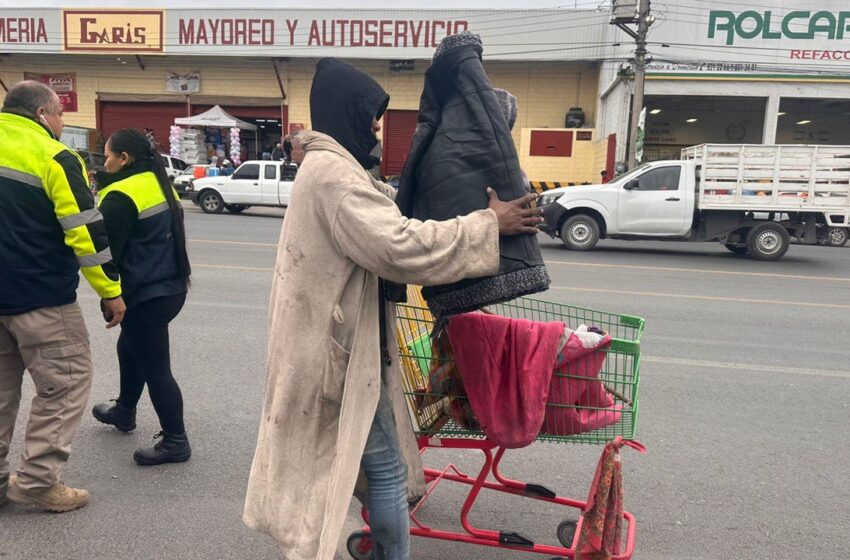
174, 105, 257, 131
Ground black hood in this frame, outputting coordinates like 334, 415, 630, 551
310, 58, 389, 170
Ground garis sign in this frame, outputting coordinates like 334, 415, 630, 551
63, 10, 163, 52
709, 10, 850, 45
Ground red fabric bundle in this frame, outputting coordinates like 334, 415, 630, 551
447, 312, 564, 448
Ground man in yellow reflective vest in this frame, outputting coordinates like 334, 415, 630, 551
0, 81, 126, 512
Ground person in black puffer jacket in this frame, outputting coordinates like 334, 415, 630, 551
394, 32, 550, 318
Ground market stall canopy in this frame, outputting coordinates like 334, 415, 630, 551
174, 105, 257, 131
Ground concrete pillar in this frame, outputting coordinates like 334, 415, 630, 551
763, 94, 781, 144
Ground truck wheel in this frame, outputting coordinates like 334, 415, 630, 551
225, 204, 247, 214
826, 227, 848, 247
723, 243, 749, 255
560, 214, 600, 251
746, 222, 790, 260
199, 191, 224, 214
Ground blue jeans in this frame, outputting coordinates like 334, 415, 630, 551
361, 384, 410, 560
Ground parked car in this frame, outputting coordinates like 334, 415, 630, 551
539, 143, 850, 261
77, 150, 106, 192
189, 161, 297, 214
159, 154, 188, 181
173, 165, 208, 198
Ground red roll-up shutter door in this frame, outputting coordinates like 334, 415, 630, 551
381, 110, 418, 177
99, 101, 187, 153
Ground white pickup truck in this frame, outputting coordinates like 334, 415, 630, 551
189, 160, 297, 214
539, 144, 850, 260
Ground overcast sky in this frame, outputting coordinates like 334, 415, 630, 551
8, 0, 607, 9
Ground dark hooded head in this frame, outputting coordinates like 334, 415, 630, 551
310, 58, 389, 170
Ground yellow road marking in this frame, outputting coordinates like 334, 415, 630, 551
546, 259, 850, 284
645, 356, 850, 379
549, 285, 850, 310
193, 263, 273, 272
190, 266, 849, 309
189, 238, 277, 248
188, 240, 849, 285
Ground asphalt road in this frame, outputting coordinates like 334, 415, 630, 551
2, 203, 849, 560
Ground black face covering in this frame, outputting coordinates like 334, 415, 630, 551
310, 58, 390, 170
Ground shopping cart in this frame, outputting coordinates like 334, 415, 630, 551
347, 288, 644, 560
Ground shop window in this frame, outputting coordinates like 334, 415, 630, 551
636, 166, 681, 191
234, 163, 260, 181
776, 97, 850, 145
530, 131, 573, 157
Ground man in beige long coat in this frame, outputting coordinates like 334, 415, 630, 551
244, 58, 542, 560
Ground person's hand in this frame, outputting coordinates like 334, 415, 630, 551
487, 188, 544, 235
102, 296, 127, 329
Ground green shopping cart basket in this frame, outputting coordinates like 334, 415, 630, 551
396, 294, 644, 445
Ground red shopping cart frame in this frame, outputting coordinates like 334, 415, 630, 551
350, 436, 637, 560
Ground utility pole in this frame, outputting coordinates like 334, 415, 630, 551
612, 0, 653, 169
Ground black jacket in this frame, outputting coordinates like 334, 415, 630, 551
394, 34, 549, 317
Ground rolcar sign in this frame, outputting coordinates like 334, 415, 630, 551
709, 10, 850, 45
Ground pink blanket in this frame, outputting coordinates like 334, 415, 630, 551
448, 313, 564, 448
447, 313, 620, 448
544, 325, 620, 437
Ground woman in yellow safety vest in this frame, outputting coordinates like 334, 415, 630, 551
90, 128, 193, 466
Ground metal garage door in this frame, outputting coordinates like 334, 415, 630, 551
381, 109, 418, 178
99, 101, 187, 153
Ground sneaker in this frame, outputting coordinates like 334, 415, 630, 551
8, 479, 90, 512
92, 399, 137, 433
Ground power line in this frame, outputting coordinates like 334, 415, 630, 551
662, 0, 812, 11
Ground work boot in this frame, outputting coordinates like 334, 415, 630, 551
133, 431, 191, 466
7, 479, 89, 512
92, 400, 136, 432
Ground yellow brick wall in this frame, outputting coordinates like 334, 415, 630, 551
283, 58, 599, 151
519, 128, 597, 184
592, 138, 610, 182
0, 54, 284, 129
487, 61, 599, 152
1, 54, 599, 174
283, 58, 425, 131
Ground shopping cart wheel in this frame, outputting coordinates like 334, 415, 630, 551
557, 519, 578, 548
346, 531, 374, 560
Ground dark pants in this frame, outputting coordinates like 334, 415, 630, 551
117, 293, 186, 434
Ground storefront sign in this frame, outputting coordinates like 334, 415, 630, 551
167, 9, 608, 60
2, 8, 609, 60
615, 1, 850, 78
63, 10, 164, 52
709, 10, 850, 46
23, 72, 78, 112
166, 71, 201, 93
0, 17, 48, 44
177, 18, 468, 48
0, 10, 60, 52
